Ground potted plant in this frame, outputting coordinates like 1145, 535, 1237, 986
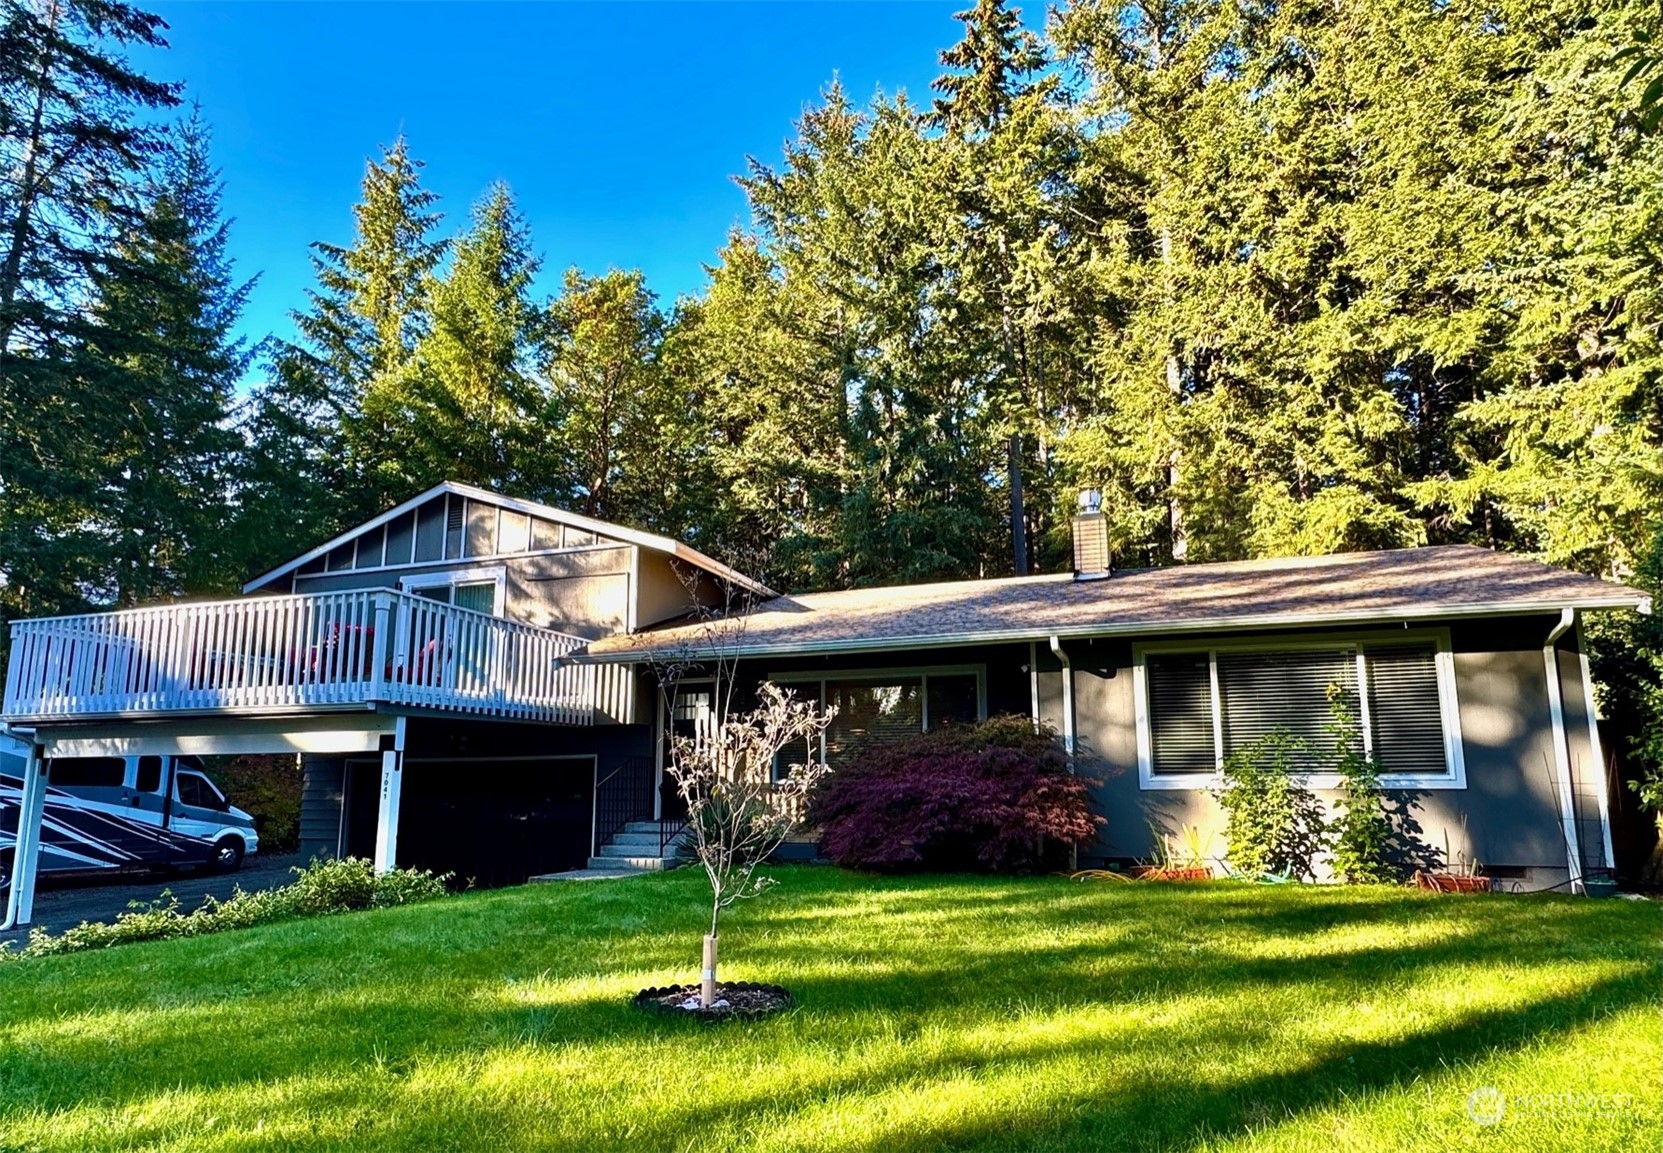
1414, 833, 1490, 893
1132, 823, 1215, 881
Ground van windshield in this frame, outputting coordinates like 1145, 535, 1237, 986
176, 772, 227, 810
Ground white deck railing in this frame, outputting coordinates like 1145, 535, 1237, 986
3, 589, 630, 725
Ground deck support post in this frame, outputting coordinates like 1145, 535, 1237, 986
2, 742, 48, 930
372, 717, 407, 875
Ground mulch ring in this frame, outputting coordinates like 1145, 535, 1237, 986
633, 982, 793, 1020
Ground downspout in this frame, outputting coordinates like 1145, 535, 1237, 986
1048, 635, 1077, 872
1028, 641, 1040, 733
1543, 609, 1583, 892
1048, 636, 1075, 758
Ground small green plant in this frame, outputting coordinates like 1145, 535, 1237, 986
0, 858, 451, 961
1441, 829, 1483, 878
1214, 731, 1329, 880
1170, 823, 1214, 869
1326, 685, 1397, 884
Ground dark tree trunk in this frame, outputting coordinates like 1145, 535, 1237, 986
1009, 432, 1027, 575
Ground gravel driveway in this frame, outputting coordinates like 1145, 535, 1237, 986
1, 851, 307, 946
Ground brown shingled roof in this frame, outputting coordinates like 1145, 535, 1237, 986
581, 545, 1649, 662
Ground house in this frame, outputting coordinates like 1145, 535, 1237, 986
1, 482, 1650, 926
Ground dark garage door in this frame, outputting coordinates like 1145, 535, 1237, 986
394, 757, 594, 887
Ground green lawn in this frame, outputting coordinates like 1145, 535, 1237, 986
0, 869, 1657, 1152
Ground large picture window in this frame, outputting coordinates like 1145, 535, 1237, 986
1136, 634, 1464, 789
771, 668, 984, 773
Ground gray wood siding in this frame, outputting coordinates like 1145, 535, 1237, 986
1052, 617, 1584, 888
299, 755, 345, 862
293, 545, 635, 640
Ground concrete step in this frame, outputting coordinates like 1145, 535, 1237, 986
586, 855, 679, 872
619, 821, 688, 836
597, 843, 687, 864
530, 867, 648, 883
605, 831, 667, 849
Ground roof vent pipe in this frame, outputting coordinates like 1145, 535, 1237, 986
1073, 489, 1111, 581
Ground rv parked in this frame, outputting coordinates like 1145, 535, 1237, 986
0, 734, 258, 892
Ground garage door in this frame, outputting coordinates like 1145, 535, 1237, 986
394, 757, 594, 887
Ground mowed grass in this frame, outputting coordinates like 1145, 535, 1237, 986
0, 869, 1657, 1152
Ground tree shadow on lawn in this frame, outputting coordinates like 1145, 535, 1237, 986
3, 881, 1655, 1133
151, 967, 1658, 1153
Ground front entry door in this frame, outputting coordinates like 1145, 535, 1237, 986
661, 682, 717, 824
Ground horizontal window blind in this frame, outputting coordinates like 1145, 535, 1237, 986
1146, 653, 1216, 773
1143, 639, 1454, 781
925, 674, 979, 729
1365, 644, 1447, 776
1217, 649, 1356, 771
825, 680, 923, 772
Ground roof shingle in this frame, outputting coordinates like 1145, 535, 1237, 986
582, 545, 1648, 662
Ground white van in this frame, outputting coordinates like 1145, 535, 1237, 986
0, 733, 259, 892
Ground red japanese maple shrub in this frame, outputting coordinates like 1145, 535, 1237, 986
810, 715, 1101, 872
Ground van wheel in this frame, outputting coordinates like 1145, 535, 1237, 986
0, 848, 12, 893
209, 837, 244, 874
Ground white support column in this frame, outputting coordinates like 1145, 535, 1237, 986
372, 717, 407, 874
2, 743, 49, 930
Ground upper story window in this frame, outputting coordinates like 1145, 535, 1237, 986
399, 566, 506, 616
1135, 633, 1465, 790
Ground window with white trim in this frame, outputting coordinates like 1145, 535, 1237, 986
1136, 635, 1464, 788
398, 566, 507, 616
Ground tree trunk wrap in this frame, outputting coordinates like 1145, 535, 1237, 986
701, 933, 718, 1008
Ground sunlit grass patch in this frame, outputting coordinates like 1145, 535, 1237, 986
0, 868, 1656, 1151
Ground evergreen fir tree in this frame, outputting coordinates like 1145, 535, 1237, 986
403, 183, 547, 494
0, 0, 179, 628
260, 135, 446, 525
75, 111, 251, 604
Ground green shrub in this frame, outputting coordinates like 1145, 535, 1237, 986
811, 715, 1101, 873
372, 865, 450, 906
1214, 731, 1329, 880
0, 858, 451, 962
1326, 686, 1398, 884
287, 856, 378, 913
201, 754, 304, 852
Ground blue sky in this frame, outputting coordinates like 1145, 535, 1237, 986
140, 1, 1033, 354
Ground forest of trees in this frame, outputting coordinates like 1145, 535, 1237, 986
1, 0, 1660, 789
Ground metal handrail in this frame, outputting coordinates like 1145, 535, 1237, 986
591, 755, 656, 858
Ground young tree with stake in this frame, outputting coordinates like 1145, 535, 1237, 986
666, 682, 831, 1008
654, 564, 833, 1010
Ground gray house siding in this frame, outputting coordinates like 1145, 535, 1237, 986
298, 754, 346, 862
293, 544, 638, 640
1033, 617, 1599, 890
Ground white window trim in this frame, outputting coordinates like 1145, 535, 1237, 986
398, 565, 508, 616
769, 665, 988, 766
1133, 629, 1466, 791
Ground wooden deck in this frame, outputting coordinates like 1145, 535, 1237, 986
3, 589, 629, 725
